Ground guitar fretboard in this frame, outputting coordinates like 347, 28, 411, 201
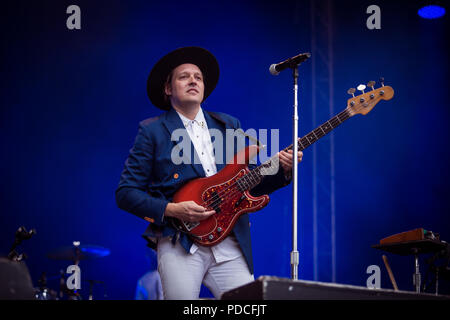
297, 108, 351, 151
237, 108, 353, 191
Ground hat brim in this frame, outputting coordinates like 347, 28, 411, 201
147, 47, 219, 110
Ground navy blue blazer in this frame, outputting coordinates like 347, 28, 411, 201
115, 107, 290, 274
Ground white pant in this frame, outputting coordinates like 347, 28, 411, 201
157, 237, 254, 299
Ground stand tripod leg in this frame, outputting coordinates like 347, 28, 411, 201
435, 268, 439, 295
413, 253, 421, 293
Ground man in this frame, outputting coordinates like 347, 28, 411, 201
116, 47, 302, 299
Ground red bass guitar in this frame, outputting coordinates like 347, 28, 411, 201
172, 82, 394, 246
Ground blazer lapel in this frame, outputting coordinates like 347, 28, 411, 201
161, 108, 206, 177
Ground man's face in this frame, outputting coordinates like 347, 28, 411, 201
165, 63, 205, 108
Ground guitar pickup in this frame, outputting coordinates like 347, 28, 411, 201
235, 194, 246, 207
210, 191, 222, 213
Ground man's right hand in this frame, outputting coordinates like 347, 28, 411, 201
164, 201, 216, 222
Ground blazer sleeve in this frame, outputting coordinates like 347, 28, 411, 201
115, 122, 169, 225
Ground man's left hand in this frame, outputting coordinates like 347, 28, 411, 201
279, 149, 303, 179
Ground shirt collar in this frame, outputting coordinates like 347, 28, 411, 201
176, 107, 206, 128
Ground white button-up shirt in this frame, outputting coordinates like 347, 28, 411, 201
176, 108, 242, 263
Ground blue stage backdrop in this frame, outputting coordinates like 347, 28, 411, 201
1, 0, 449, 299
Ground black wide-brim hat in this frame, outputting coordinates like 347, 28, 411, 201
147, 46, 220, 110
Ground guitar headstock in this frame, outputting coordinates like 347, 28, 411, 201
346, 78, 394, 116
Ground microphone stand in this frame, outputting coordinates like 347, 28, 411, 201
290, 66, 300, 280
271, 52, 310, 280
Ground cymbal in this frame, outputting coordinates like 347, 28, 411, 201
47, 245, 110, 261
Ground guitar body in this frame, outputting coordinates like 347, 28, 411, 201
172, 145, 270, 246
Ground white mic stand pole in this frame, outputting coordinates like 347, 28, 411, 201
290, 66, 300, 280
270, 52, 310, 280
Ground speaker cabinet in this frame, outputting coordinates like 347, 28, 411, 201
221, 276, 450, 300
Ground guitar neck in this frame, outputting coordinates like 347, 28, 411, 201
285, 107, 352, 152
239, 107, 353, 190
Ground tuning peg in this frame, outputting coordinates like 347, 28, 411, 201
357, 84, 366, 93
367, 81, 375, 90
379, 77, 385, 87
347, 88, 356, 97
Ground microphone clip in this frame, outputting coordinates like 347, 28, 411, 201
8, 226, 36, 262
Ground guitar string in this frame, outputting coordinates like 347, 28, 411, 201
194, 107, 356, 211
196, 107, 355, 210
190, 91, 384, 212
198, 111, 351, 210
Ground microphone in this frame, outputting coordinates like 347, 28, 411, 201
269, 52, 311, 75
